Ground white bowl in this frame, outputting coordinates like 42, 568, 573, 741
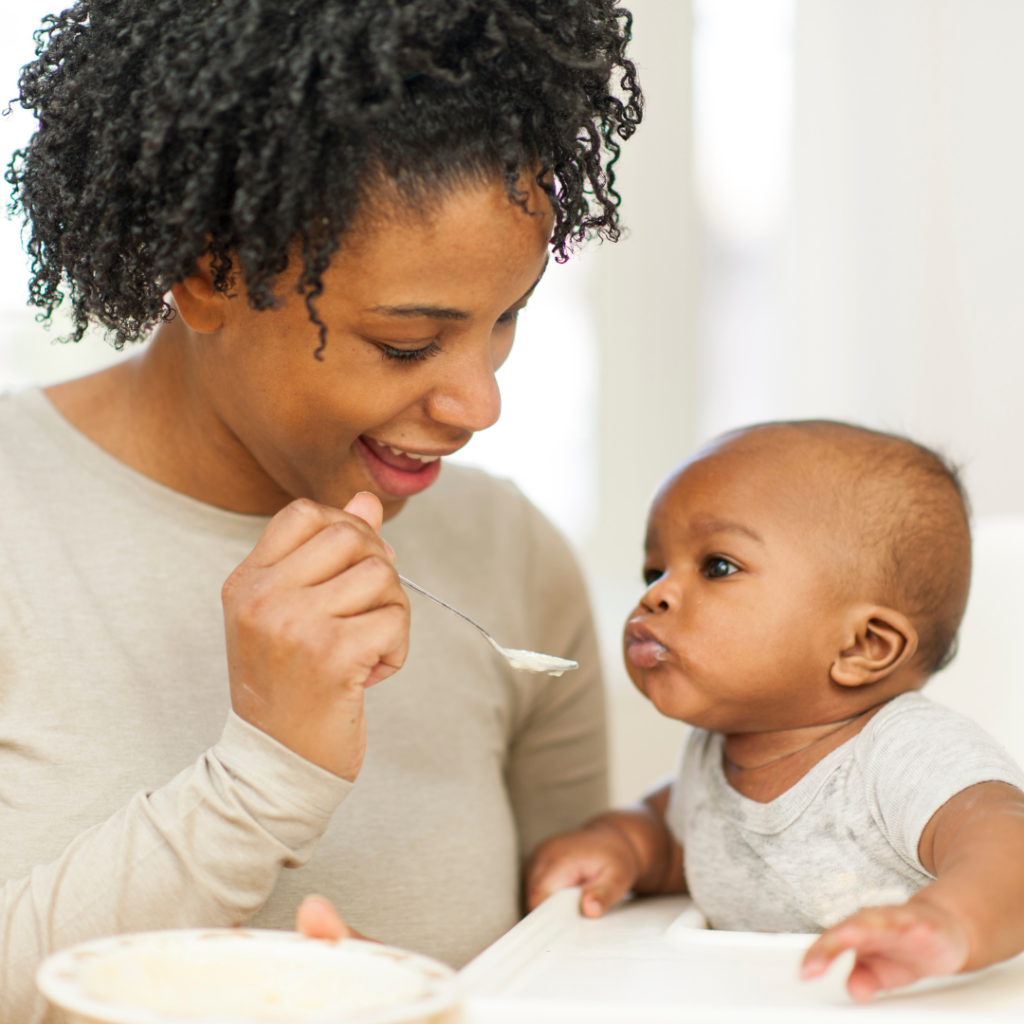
37, 929, 460, 1024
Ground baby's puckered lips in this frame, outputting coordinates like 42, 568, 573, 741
624, 620, 671, 669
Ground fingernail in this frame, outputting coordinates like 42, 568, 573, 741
383, 540, 396, 562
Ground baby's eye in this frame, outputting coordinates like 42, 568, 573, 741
643, 567, 664, 586
703, 557, 739, 579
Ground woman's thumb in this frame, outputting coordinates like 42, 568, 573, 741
343, 492, 395, 562
343, 491, 384, 532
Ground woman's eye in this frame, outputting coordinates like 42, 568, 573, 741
704, 557, 739, 579
379, 340, 441, 363
643, 567, 664, 585
496, 308, 521, 326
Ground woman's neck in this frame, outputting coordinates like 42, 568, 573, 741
722, 703, 886, 804
45, 322, 295, 515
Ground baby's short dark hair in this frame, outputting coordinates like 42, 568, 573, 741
735, 421, 972, 676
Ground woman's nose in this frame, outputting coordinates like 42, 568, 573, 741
425, 342, 502, 433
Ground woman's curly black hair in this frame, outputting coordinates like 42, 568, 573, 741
6, 0, 642, 353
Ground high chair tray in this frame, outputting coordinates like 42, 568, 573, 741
451, 889, 1024, 1023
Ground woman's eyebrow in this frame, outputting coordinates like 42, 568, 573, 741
367, 259, 549, 321
368, 303, 470, 320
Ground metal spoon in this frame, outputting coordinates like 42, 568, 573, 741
398, 575, 578, 676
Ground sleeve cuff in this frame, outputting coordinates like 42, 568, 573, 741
212, 712, 354, 829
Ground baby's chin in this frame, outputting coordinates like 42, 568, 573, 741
627, 664, 706, 725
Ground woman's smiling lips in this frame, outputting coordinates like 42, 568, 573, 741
624, 620, 671, 669
356, 435, 448, 497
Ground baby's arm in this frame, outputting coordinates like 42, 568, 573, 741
525, 784, 685, 917
802, 781, 1024, 1001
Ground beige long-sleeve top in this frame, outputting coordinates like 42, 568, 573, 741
0, 388, 607, 1022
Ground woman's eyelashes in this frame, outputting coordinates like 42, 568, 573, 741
703, 556, 739, 579
378, 307, 520, 363
379, 340, 441, 363
643, 567, 664, 586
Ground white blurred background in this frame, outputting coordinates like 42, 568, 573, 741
3, 1, 1024, 803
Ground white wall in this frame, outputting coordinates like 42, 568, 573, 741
704, 0, 1024, 519
0, 1, 133, 384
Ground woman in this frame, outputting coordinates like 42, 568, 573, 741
0, 0, 641, 1019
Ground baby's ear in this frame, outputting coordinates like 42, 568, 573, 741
830, 606, 919, 687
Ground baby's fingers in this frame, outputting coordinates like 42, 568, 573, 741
801, 904, 969, 1002
526, 854, 590, 911
801, 923, 860, 980
579, 868, 632, 919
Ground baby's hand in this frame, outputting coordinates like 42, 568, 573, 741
800, 901, 970, 1001
525, 822, 640, 918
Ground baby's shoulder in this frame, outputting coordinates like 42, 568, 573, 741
856, 691, 1010, 768
853, 692, 1024, 842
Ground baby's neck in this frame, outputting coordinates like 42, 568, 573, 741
722, 704, 886, 804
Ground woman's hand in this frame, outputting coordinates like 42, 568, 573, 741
800, 902, 969, 1001
295, 896, 370, 941
526, 822, 642, 918
222, 492, 409, 780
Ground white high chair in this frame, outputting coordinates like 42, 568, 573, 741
450, 516, 1024, 1023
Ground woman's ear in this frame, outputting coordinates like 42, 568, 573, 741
830, 606, 919, 687
168, 254, 226, 334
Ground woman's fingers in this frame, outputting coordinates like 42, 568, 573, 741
223, 494, 410, 780
244, 497, 389, 573
307, 556, 406, 618
321, 605, 411, 684
296, 896, 360, 941
251, 513, 390, 590
297, 896, 354, 940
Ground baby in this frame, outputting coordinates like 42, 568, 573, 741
527, 420, 1024, 1000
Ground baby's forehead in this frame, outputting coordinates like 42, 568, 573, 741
652, 435, 833, 518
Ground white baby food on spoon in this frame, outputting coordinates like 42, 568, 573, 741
500, 649, 577, 676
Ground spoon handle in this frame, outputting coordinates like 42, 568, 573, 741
398, 575, 500, 646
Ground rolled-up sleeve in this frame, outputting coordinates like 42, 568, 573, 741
0, 712, 351, 1024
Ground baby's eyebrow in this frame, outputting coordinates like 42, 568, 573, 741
692, 518, 765, 544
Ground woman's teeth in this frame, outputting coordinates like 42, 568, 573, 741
384, 445, 439, 463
